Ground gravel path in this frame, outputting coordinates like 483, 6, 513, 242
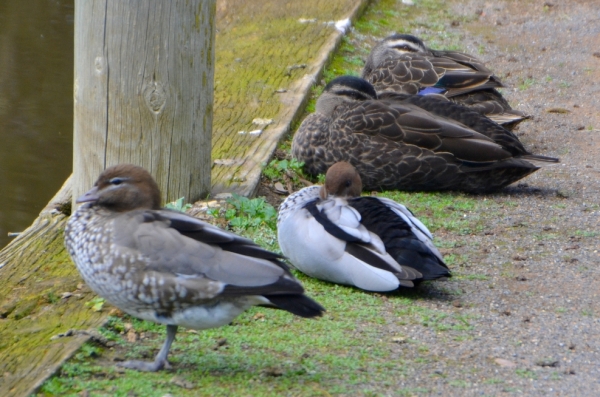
375, 0, 600, 395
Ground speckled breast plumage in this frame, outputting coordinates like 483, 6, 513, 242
66, 204, 151, 312
66, 204, 220, 324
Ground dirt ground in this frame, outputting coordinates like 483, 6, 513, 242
261, 0, 600, 394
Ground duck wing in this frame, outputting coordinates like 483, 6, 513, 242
332, 99, 514, 163
349, 197, 450, 281
111, 210, 309, 299
304, 198, 422, 285
364, 53, 500, 96
429, 50, 492, 73
378, 92, 530, 156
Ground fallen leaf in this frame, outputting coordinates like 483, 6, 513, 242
274, 182, 287, 194
536, 358, 559, 367
126, 329, 138, 343
546, 107, 570, 114
170, 376, 196, 389
262, 367, 284, 377
494, 358, 517, 368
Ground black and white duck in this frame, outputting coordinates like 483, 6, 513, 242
277, 162, 450, 292
361, 33, 528, 129
292, 76, 558, 193
65, 164, 325, 372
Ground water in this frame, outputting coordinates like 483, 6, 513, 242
0, 0, 74, 249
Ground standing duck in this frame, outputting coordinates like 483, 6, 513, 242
361, 34, 528, 129
292, 76, 558, 193
277, 162, 450, 292
65, 164, 325, 372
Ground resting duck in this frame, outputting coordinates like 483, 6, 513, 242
361, 34, 528, 129
277, 162, 450, 292
65, 164, 324, 372
292, 76, 558, 193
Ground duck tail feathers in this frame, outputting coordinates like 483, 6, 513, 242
520, 154, 560, 164
265, 294, 326, 318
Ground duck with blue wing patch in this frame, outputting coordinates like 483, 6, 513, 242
292, 76, 558, 193
362, 34, 529, 130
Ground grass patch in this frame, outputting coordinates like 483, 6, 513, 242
515, 368, 537, 379
518, 78, 536, 91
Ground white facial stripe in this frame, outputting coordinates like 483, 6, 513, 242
385, 39, 422, 52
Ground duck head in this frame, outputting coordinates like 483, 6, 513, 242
76, 164, 161, 212
315, 76, 377, 116
320, 161, 363, 199
362, 34, 428, 76
379, 34, 427, 54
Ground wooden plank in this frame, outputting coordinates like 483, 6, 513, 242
210, 0, 369, 196
0, 178, 106, 397
73, 0, 215, 206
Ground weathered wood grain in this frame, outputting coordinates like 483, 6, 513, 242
73, 0, 216, 206
0, 178, 106, 397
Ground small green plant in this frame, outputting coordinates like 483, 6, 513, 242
85, 297, 105, 312
224, 194, 277, 230
449, 379, 470, 388
45, 291, 59, 304
74, 343, 102, 361
550, 371, 562, 380
518, 78, 536, 91
515, 368, 537, 379
165, 197, 192, 212
262, 158, 305, 182
458, 274, 489, 281
581, 309, 594, 317
559, 81, 571, 88
206, 206, 221, 218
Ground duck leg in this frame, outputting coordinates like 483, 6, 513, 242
118, 324, 178, 372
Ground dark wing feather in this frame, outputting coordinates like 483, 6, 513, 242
429, 50, 492, 73
263, 294, 325, 318
378, 93, 531, 157
349, 197, 450, 280
333, 99, 513, 162
344, 243, 422, 285
365, 53, 500, 95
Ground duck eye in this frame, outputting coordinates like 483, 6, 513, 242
109, 177, 125, 186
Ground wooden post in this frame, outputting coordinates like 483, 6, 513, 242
73, 0, 215, 205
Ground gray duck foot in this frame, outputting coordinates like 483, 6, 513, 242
117, 358, 171, 372
118, 324, 178, 372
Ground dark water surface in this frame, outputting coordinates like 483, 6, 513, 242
0, 0, 74, 249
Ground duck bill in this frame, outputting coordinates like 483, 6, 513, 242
76, 186, 100, 204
